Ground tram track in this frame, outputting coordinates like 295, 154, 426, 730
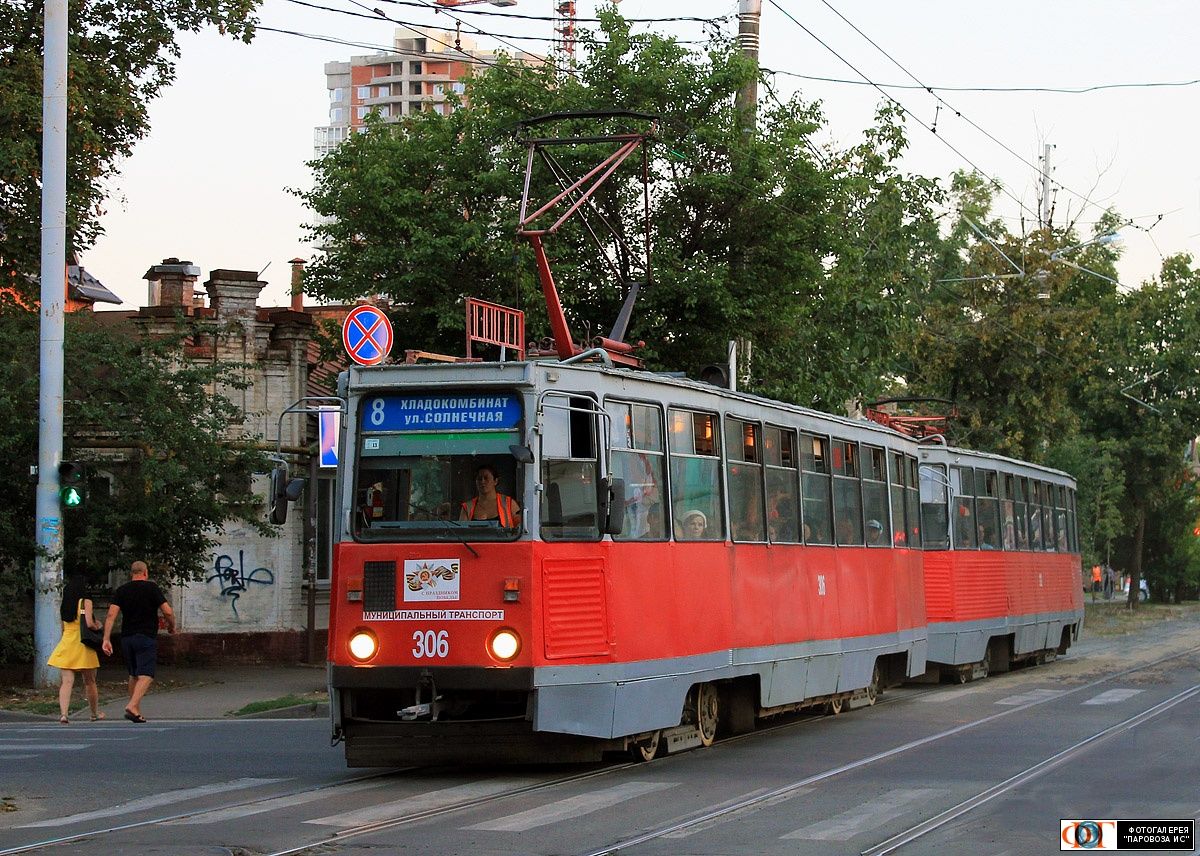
574, 643, 1200, 856
3, 646, 1195, 856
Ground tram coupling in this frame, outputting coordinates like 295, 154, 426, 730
398, 675, 442, 721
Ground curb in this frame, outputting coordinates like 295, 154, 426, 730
0, 710, 51, 723
235, 702, 329, 720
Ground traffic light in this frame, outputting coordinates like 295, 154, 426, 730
268, 465, 305, 525
58, 461, 86, 508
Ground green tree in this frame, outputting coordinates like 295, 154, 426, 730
0, 0, 258, 284
0, 305, 272, 662
1076, 254, 1200, 606
299, 12, 943, 411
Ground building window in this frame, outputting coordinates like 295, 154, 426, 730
329, 107, 345, 124
355, 85, 370, 100
374, 84, 389, 98
317, 478, 334, 584
356, 106, 369, 119
410, 61, 423, 74
452, 81, 466, 95
329, 87, 345, 102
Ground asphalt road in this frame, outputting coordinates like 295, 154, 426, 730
2, 622, 1198, 856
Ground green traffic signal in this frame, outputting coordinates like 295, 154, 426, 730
58, 461, 86, 509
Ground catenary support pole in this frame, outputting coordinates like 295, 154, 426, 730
735, 0, 762, 131
33, 0, 69, 687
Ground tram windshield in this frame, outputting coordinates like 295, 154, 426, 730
353, 392, 525, 542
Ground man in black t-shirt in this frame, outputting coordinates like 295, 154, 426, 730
101, 560, 176, 723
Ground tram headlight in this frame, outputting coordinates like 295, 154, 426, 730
488, 628, 521, 662
348, 629, 378, 662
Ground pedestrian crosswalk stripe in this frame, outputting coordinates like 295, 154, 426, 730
466, 781, 675, 832
17, 777, 286, 828
663, 787, 813, 838
1083, 689, 1143, 705
993, 686, 1060, 705
171, 779, 390, 825
781, 788, 939, 840
306, 778, 543, 828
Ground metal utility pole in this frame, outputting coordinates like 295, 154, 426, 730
33, 0, 69, 687
1039, 143, 1054, 229
734, 0, 762, 131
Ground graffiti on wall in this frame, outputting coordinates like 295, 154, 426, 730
207, 550, 275, 618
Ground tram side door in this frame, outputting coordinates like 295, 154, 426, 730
537, 393, 623, 540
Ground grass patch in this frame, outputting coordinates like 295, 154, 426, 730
1084, 600, 1200, 638
231, 693, 324, 717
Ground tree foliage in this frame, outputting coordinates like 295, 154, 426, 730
0, 305, 272, 661
299, 12, 943, 410
0, 0, 258, 284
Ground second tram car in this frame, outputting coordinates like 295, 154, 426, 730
328, 360, 932, 765
916, 444, 1085, 681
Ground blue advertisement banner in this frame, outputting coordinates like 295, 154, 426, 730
360, 393, 522, 432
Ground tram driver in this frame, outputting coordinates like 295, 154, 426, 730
460, 463, 522, 528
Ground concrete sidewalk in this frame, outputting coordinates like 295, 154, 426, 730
94, 663, 329, 722
0, 662, 329, 724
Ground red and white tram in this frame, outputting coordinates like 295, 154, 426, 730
327, 360, 932, 765
916, 444, 1084, 681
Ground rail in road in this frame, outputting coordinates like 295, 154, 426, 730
2, 642, 1198, 856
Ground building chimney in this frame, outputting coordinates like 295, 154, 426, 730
205, 269, 265, 321
289, 257, 306, 312
143, 258, 200, 309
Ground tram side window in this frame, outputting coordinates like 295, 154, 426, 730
669, 409, 724, 541
540, 394, 599, 541
1068, 488, 1079, 552
862, 445, 889, 547
1028, 480, 1045, 550
801, 433, 832, 544
951, 466, 976, 549
905, 456, 921, 548
832, 439, 863, 546
889, 452, 907, 547
1054, 485, 1069, 552
1042, 483, 1058, 552
765, 425, 800, 542
976, 470, 1000, 550
607, 401, 667, 541
1012, 476, 1030, 550
919, 463, 950, 549
726, 419, 766, 542
1000, 474, 1017, 550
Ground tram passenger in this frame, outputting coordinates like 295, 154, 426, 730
460, 463, 521, 528
978, 524, 997, 550
866, 519, 885, 545
768, 496, 798, 542
676, 509, 708, 540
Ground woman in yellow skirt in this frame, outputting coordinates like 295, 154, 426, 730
46, 573, 104, 723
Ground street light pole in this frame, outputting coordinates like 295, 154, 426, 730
735, 0, 762, 132
33, 0, 69, 687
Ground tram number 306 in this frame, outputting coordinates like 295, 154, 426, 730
412, 630, 449, 659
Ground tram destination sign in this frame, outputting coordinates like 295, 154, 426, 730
361, 393, 522, 432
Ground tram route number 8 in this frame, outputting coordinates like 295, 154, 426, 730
412, 630, 449, 659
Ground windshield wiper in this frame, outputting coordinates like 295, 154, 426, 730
406, 501, 481, 558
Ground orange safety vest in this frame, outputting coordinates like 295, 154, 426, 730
462, 494, 516, 526
1092, 565, 1102, 583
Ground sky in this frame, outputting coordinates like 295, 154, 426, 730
84, 0, 1200, 310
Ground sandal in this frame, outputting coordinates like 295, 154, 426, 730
90, 712, 106, 721
58, 715, 69, 725
123, 709, 147, 724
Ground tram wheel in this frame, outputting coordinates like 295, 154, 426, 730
630, 730, 661, 762
696, 684, 719, 747
866, 666, 880, 706
826, 695, 844, 716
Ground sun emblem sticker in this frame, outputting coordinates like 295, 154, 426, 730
403, 559, 461, 602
